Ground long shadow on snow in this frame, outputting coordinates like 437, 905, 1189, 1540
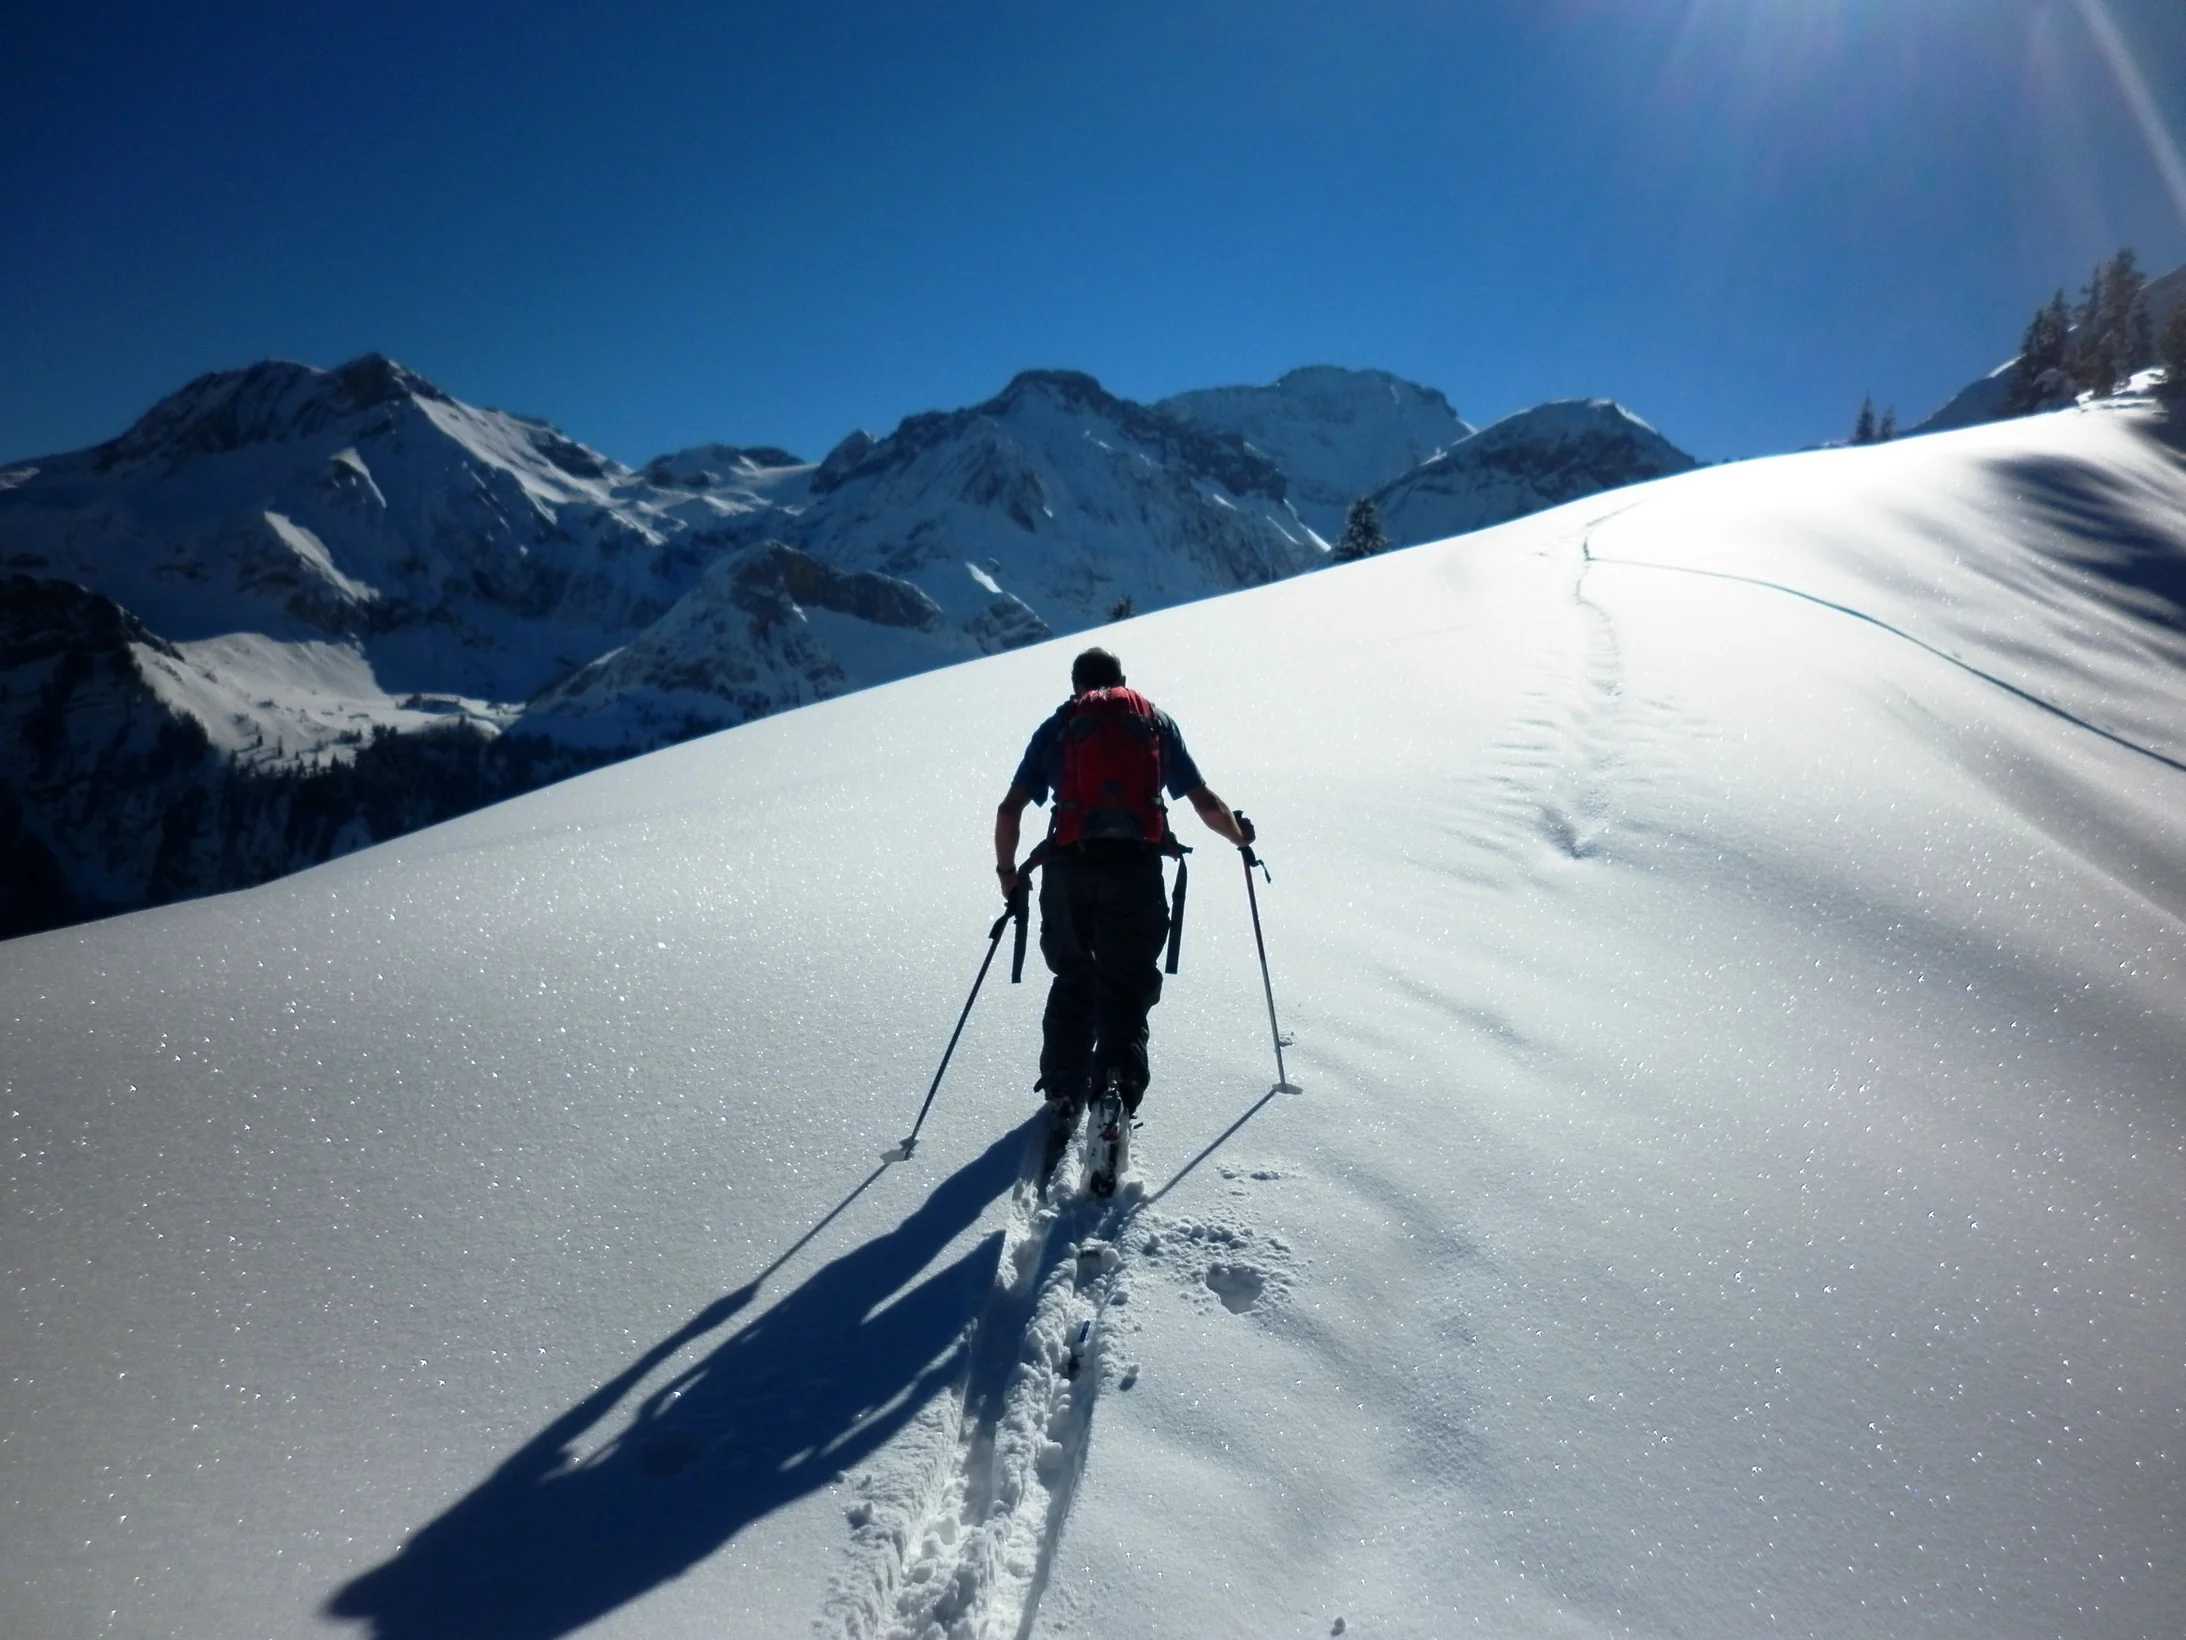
1986, 444, 2186, 630
325, 1120, 1036, 1640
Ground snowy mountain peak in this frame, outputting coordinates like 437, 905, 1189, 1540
91, 353, 454, 472
988, 366, 1114, 413
1156, 365, 1471, 537
1375, 397, 1696, 548
813, 370, 1289, 507
642, 443, 808, 490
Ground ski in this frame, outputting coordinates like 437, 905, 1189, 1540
1081, 1084, 1129, 1199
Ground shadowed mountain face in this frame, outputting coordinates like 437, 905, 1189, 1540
1373, 399, 1697, 548
1157, 365, 1473, 539
0, 357, 1688, 934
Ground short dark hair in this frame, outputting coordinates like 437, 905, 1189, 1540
1070, 647, 1126, 692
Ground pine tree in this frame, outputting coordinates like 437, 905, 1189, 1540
2071, 248, 2151, 395
1333, 495, 1390, 563
1851, 397, 1877, 446
1877, 406, 1898, 442
2007, 291, 2072, 414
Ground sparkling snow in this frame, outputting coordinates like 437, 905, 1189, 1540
3, 402, 2182, 1639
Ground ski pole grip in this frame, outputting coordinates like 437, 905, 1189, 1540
1164, 855, 1188, 975
1009, 880, 1030, 983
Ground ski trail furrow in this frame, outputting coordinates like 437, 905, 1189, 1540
825, 1128, 1145, 1640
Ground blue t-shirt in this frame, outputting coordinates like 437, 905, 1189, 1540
1011, 698, 1206, 808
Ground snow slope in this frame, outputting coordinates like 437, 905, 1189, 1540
4, 400, 2183, 1639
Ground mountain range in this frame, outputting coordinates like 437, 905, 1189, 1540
0, 359, 1695, 935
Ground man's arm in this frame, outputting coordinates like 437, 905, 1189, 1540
995, 786, 1033, 898
1185, 786, 1253, 848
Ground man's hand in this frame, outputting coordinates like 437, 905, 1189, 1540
1186, 786, 1254, 848
996, 863, 1021, 901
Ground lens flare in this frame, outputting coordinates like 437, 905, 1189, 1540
2073, 0, 2186, 229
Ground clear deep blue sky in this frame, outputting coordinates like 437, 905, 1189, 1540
6, 0, 2184, 468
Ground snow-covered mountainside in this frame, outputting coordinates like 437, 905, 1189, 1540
0, 354, 731, 700
1374, 397, 1697, 546
1155, 364, 1471, 538
793, 369, 1323, 626
518, 541, 997, 750
515, 369, 1330, 751
0, 573, 543, 934
5, 395, 2181, 1640
0, 356, 805, 933
1913, 260, 2186, 434
2, 359, 1693, 932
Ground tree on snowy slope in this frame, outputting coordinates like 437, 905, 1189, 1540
2071, 248, 2153, 395
2007, 291, 2074, 414
1851, 397, 1877, 445
1333, 495, 1390, 562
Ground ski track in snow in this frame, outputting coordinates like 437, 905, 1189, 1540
1469, 516, 1687, 882
822, 1128, 1294, 1640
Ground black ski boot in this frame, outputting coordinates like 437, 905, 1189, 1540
1083, 1070, 1130, 1199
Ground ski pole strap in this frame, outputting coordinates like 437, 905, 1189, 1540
1008, 842, 1050, 984
1164, 853, 1189, 974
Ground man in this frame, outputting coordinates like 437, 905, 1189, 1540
995, 646, 1253, 1139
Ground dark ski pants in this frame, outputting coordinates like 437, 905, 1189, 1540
1037, 842, 1170, 1113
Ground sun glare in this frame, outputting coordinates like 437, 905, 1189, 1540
2073, 0, 2186, 229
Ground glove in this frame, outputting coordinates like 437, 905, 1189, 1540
1233, 810, 1257, 846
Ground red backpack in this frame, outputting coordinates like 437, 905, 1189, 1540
1051, 688, 1172, 847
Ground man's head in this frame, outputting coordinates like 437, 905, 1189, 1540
1070, 647, 1126, 694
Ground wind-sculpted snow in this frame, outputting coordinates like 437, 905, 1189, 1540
7, 398, 2185, 1639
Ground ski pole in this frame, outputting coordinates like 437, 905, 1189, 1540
883, 885, 1028, 1163
1235, 812, 1302, 1095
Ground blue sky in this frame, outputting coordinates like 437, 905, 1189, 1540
5, 0, 2184, 468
